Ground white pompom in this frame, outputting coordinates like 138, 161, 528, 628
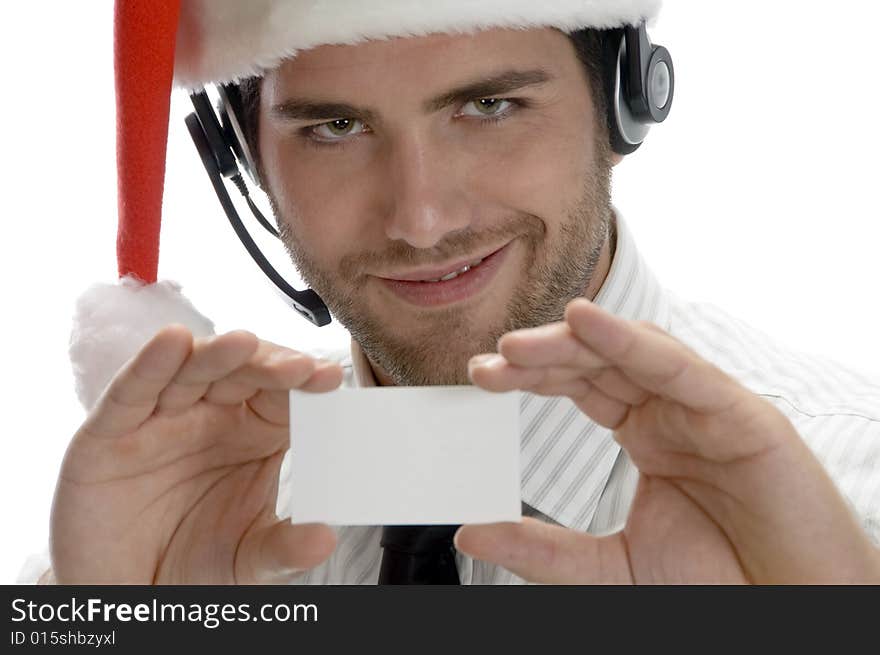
69, 276, 215, 410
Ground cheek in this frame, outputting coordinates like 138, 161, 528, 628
471, 117, 595, 227
262, 129, 376, 266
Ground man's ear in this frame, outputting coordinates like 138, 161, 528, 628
611, 152, 624, 167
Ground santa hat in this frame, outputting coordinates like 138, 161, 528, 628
71, 0, 662, 410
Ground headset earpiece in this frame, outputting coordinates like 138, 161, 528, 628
604, 23, 675, 155
190, 91, 238, 177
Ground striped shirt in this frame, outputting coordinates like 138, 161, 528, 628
275, 210, 880, 584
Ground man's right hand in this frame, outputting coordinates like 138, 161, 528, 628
49, 325, 343, 584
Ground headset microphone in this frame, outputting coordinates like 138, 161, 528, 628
185, 22, 674, 327
186, 91, 331, 326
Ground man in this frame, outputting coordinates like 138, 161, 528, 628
29, 0, 880, 584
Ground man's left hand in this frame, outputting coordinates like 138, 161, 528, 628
460, 298, 880, 583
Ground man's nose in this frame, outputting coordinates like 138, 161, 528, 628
380, 134, 470, 249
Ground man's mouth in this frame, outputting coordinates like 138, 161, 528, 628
373, 242, 513, 308
377, 246, 501, 283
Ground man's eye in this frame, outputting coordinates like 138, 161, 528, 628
311, 118, 368, 140
460, 98, 515, 118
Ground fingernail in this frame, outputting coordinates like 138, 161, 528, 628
470, 354, 504, 369
453, 526, 476, 556
269, 350, 303, 364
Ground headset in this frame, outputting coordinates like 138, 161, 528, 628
185, 23, 674, 327
603, 24, 675, 155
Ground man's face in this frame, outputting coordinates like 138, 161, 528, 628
259, 27, 615, 385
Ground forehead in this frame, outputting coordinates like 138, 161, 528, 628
265, 27, 577, 95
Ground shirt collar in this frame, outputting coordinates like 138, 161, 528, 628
347, 208, 670, 529
350, 336, 379, 387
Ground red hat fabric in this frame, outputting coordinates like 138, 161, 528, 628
114, 0, 181, 284
71, 0, 214, 411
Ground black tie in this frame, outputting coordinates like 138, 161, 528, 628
378, 525, 461, 584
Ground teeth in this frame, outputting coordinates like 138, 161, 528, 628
440, 266, 468, 282
422, 257, 485, 283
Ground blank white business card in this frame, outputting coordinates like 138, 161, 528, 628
287, 386, 521, 525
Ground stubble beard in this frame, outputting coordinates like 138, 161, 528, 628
274, 144, 613, 386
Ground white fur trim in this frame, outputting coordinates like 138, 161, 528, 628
175, 0, 662, 88
69, 277, 215, 410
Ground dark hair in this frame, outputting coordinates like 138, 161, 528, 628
567, 27, 611, 133
236, 28, 609, 181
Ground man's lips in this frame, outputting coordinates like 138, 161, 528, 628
372, 242, 514, 308
375, 244, 508, 282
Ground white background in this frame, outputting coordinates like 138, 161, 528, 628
1, 0, 878, 582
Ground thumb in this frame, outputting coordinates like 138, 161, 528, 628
454, 517, 632, 584
236, 520, 337, 584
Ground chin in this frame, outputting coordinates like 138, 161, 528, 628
349, 312, 500, 386
388, 353, 474, 387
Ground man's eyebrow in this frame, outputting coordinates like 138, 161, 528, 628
422, 68, 554, 113
270, 68, 554, 124
271, 100, 379, 125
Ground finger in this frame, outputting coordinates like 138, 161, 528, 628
236, 520, 337, 584
297, 360, 345, 392
454, 518, 632, 584
204, 343, 319, 405
469, 356, 587, 394
155, 331, 259, 414
246, 360, 345, 425
565, 299, 743, 413
82, 325, 193, 438
587, 367, 649, 405
469, 352, 647, 410
497, 322, 608, 370
470, 355, 555, 391
573, 384, 631, 429
208, 356, 340, 409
